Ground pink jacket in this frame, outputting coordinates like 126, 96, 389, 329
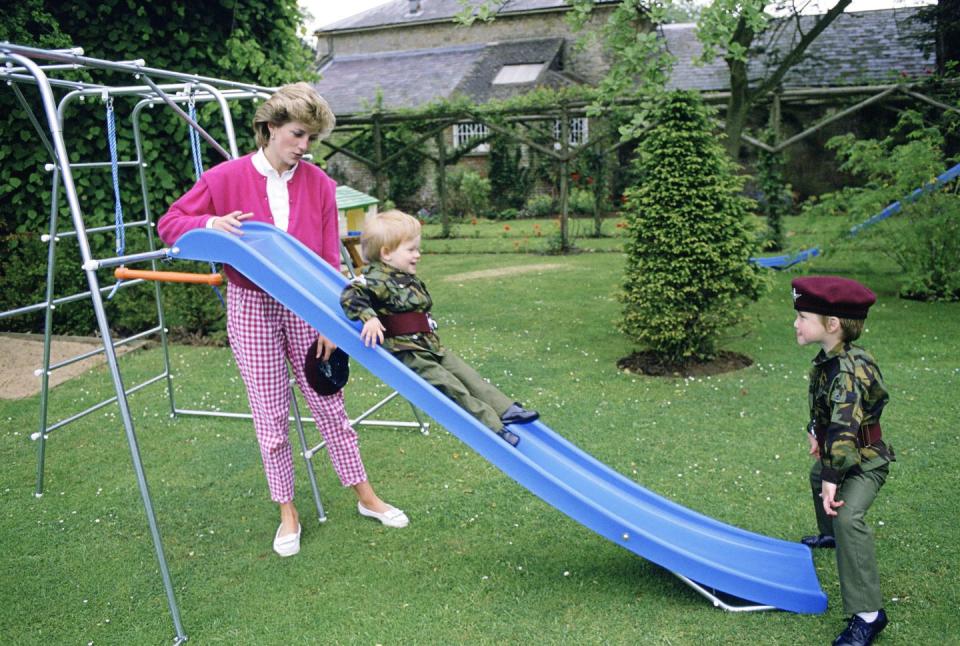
158, 153, 340, 292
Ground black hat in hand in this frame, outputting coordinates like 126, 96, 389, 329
304, 340, 350, 395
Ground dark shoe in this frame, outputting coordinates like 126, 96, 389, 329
801, 534, 836, 549
498, 429, 520, 447
501, 403, 539, 425
833, 609, 888, 646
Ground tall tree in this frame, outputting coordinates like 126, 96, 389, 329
697, 0, 853, 158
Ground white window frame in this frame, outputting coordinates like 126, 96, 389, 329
553, 117, 589, 147
453, 122, 490, 154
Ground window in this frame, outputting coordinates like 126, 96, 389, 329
453, 122, 490, 153
492, 63, 546, 85
553, 117, 589, 147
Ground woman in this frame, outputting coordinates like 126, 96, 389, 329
158, 82, 408, 558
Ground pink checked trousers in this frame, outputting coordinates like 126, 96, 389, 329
227, 284, 367, 503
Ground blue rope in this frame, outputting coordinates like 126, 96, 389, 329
188, 100, 204, 181
188, 98, 225, 308
106, 99, 124, 300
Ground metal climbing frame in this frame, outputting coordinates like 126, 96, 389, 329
0, 43, 421, 643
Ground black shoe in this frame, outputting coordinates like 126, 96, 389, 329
498, 429, 520, 447
833, 609, 888, 646
801, 534, 836, 549
501, 403, 539, 425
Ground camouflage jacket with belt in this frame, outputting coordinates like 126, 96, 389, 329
808, 342, 894, 484
339, 261, 442, 354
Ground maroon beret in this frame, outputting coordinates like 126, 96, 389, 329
791, 276, 876, 320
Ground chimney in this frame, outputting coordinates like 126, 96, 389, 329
408, 0, 422, 15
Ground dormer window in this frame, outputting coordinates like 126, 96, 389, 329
407, 0, 422, 16
492, 63, 545, 85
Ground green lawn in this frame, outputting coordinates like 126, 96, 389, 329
1, 216, 958, 644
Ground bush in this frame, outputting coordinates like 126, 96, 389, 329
488, 134, 531, 211
807, 108, 960, 301
524, 193, 554, 218
569, 187, 596, 215
866, 193, 960, 301
494, 208, 521, 221
898, 195, 960, 301
445, 168, 491, 218
619, 92, 764, 364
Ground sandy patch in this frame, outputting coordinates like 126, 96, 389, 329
0, 333, 139, 400
443, 262, 569, 283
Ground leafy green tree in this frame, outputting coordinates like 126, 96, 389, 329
0, 0, 314, 336
697, 0, 853, 158
619, 92, 763, 363
570, 0, 856, 159
806, 109, 960, 301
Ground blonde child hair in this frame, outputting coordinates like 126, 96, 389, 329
361, 210, 421, 263
253, 82, 336, 149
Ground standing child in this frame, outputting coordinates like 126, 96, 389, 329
340, 210, 538, 446
791, 276, 895, 646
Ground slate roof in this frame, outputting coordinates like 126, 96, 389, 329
664, 7, 934, 92
321, 0, 576, 33
315, 5, 934, 116
316, 38, 571, 115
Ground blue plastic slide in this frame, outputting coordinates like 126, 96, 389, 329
170, 222, 827, 614
750, 247, 820, 269
849, 160, 960, 235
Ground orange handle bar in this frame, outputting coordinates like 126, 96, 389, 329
114, 266, 223, 286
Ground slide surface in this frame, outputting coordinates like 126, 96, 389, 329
170, 222, 827, 614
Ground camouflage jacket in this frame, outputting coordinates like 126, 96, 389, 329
808, 342, 893, 484
339, 261, 442, 354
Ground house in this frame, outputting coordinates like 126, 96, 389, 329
312, 1, 936, 203
313, 0, 621, 205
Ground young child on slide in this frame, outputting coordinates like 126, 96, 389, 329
339, 210, 538, 446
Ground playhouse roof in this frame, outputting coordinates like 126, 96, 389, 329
336, 185, 378, 210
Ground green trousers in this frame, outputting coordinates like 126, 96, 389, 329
395, 349, 513, 432
809, 460, 889, 614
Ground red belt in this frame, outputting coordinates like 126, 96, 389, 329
814, 422, 882, 446
382, 312, 432, 338
860, 422, 882, 445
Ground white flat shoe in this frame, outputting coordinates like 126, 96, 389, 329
357, 501, 409, 528
273, 523, 301, 557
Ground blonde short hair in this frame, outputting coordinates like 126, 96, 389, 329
253, 82, 335, 149
361, 210, 421, 263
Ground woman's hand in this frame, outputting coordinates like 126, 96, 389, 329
315, 334, 337, 361
360, 318, 385, 348
211, 211, 253, 236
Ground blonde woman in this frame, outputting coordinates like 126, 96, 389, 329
159, 83, 407, 558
